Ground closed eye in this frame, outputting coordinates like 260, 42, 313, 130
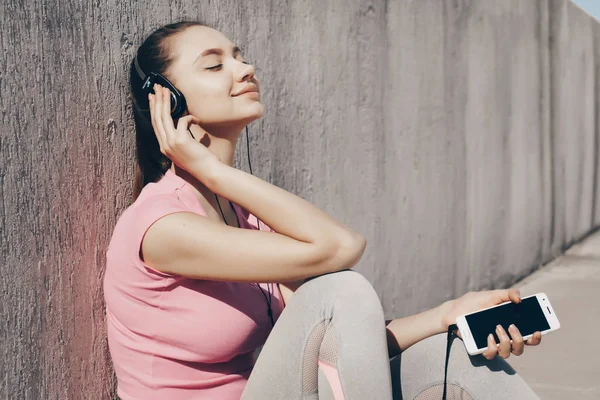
206, 60, 250, 71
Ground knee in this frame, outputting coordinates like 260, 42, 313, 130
305, 269, 373, 294
303, 269, 384, 316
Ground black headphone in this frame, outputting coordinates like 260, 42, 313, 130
133, 52, 275, 328
134, 54, 188, 119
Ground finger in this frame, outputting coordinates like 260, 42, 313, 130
148, 94, 159, 139
526, 331, 542, 346
509, 288, 521, 304
153, 84, 167, 146
149, 93, 165, 152
491, 288, 521, 305
496, 325, 512, 359
508, 324, 524, 356
161, 86, 176, 137
482, 333, 498, 360
176, 115, 202, 136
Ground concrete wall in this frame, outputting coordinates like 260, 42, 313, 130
1, 0, 598, 397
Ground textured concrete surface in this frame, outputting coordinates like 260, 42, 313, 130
1, 0, 600, 398
509, 229, 600, 400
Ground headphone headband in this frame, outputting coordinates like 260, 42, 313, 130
134, 53, 147, 81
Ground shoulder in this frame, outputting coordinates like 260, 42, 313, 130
128, 169, 197, 219
107, 184, 194, 254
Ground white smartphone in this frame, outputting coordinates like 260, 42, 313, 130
455, 292, 560, 356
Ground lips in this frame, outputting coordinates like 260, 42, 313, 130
233, 86, 259, 96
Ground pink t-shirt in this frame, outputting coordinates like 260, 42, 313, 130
103, 169, 285, 400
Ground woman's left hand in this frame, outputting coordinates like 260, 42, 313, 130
439, 289, 543, 360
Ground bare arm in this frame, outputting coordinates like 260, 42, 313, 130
142, 162, 366, 283
204, 162, 362, 248
384, 301, 451, 358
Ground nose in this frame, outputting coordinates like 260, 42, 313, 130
238, 61, 256, 83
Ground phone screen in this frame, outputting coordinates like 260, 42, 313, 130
465, 296, 550, 349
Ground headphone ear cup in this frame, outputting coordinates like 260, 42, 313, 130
151, 72, 188, 119
170, 92, 187, 120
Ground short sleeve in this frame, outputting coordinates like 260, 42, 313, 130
131, 194, 194, 277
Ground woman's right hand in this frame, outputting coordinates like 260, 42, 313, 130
149, 83, 221, 178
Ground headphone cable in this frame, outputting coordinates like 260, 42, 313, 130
205, 125, 274, 328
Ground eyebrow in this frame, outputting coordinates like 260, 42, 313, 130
193, 45, 241, 64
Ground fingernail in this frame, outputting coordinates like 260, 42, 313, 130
496, 324, 502, 330
509, 324, 515, 330
489, 334, 494, 340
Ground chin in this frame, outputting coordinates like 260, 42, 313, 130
244, 103, 265, 121
225, 107, 265, 130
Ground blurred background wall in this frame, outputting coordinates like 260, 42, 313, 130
1, 0, 599, 397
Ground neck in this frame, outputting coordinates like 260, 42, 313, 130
190, 123, 243, 167
170, 124, 245, 218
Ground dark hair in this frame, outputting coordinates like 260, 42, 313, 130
129, 19, 210, 203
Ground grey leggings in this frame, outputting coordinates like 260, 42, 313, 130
241, 269, 540, 400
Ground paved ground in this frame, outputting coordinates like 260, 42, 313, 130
507, 231, 600, 399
